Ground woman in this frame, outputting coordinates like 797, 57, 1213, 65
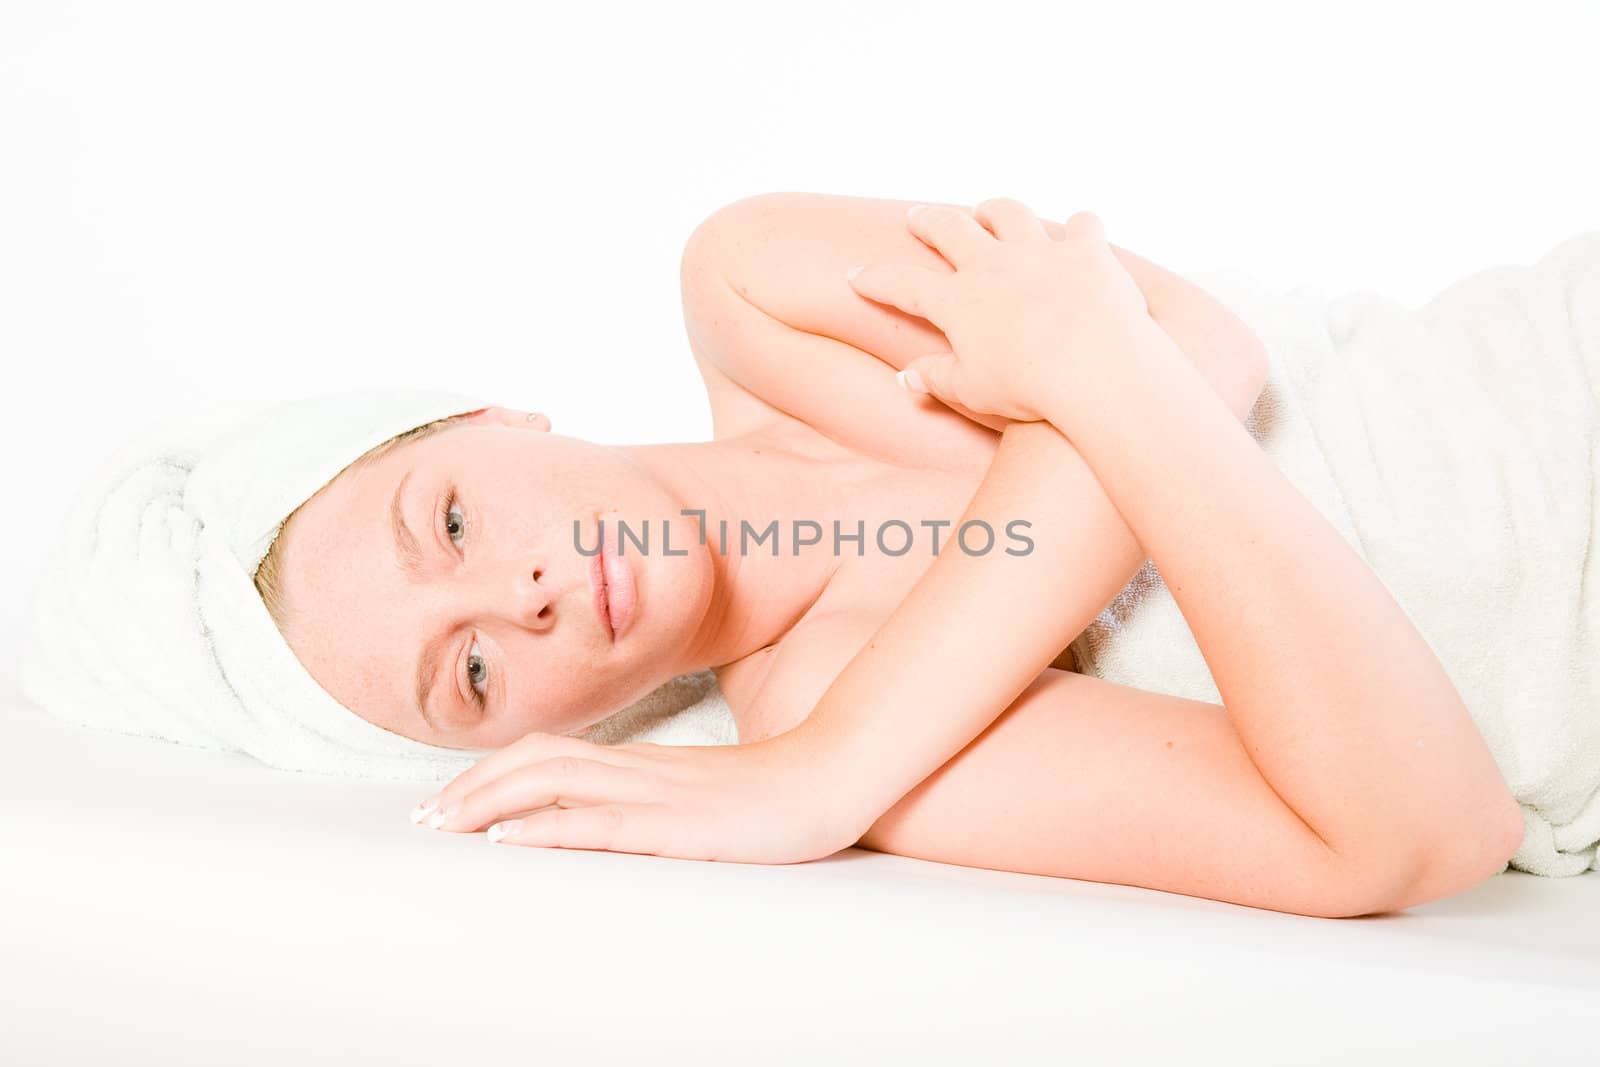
251, 193, 1525, 918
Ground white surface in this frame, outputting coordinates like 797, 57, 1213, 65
5, 2, 1600, 1062
2, 694, 1597, 1065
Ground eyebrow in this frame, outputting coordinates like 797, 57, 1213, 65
391, 471, 442, 732
415, 632, 446, 734
390, 472, 424, 578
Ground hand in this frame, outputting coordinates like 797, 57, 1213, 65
409, 727, 868, 864
847, 199, 1155, 423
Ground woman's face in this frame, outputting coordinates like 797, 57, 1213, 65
270, 407, 714, 748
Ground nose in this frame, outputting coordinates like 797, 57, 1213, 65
470, 559, 555, 631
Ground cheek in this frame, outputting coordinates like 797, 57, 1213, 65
510, 465, 636, 536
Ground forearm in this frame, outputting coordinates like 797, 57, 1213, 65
792, 418, 1147, 821
1044, 219, 1273, 416
1041, 323, 1522, 873
784, 320, 1266, 825
691, 192, 1270, 444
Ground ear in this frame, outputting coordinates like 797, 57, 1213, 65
463, 406, 551, 432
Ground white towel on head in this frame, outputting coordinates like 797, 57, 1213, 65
21, 388, 738, 782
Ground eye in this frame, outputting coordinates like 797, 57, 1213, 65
443, 493, 466, 547
465, 639, 489, 702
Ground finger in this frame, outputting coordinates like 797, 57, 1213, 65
438, 755, 655, 832
906, 203, 996, 269
413, 731, 632, 824
899, 353, 962, 405
890, 354, 1010, 430
974, 197, 1050, 243
847, 262, 947, 322
1061, 210, 1107, 244
488, 803, 682, 857
943, 402, 1011, 433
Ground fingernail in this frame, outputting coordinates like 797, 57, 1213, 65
897, 367, 926, 394
845, 265, 863, 282
487, 820, 521, 844
410, 797, 440, 824
426, 805, 456, 830
908, 204, 928, 221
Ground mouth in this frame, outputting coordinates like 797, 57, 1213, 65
588, 513, 638, 642
589, 517, 613, 642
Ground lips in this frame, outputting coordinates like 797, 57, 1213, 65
589, 520, 613, 642
588, 514, 638, 642
601, 521, 637, 639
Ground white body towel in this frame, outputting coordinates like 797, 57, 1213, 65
1069, 232, 1600, 877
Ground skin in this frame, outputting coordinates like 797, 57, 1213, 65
274, 193, 1525, 917
273, 193, 1214, 751
273, 408, 907, 748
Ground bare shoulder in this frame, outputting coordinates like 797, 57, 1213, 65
682, 191, 959, 367
678, 191, 999, 473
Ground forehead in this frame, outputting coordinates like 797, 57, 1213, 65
271, 442, 416, 728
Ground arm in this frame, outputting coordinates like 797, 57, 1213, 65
681, 188, 1267, 684
680, 191, 1270, 472
429, 417, 1512, 915
426, 203, 1516, 908
788, 416, 1518, 915
810, 203, 1521, 903
1025, 324, 1525, 894
780, 422, 1147, 803
682, 191, 1268, 781
777, 418, 1432, 915
683, 194, 1315, 835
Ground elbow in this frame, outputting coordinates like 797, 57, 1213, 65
681, 193, 784, 267
681, 198, 748, 277
678, 193, 792, 306
1321, 796, 1526, 918
680, 209, 731, 282
1463, 790, 1528, 884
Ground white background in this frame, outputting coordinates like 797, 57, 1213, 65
2, 0, 1597, 676
4, 6, 1600, 1062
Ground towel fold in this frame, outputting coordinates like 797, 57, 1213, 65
1069, 232, 1600, 877
21, 389, 737, 782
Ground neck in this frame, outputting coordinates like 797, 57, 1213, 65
615, 430, 861, 676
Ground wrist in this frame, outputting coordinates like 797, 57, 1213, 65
1039, 322, 1196, 440
767, 713, 900, 828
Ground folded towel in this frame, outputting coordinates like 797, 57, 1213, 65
574, 668, 737, 748
1069, 232, 1600, 877
21, 389, 737, 783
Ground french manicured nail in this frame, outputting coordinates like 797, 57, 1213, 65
897, 367, 926, 394
487, 820, 521, 844
410, 797, 439, 824
426, 805, 456, 830
845, 264, 863, 282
